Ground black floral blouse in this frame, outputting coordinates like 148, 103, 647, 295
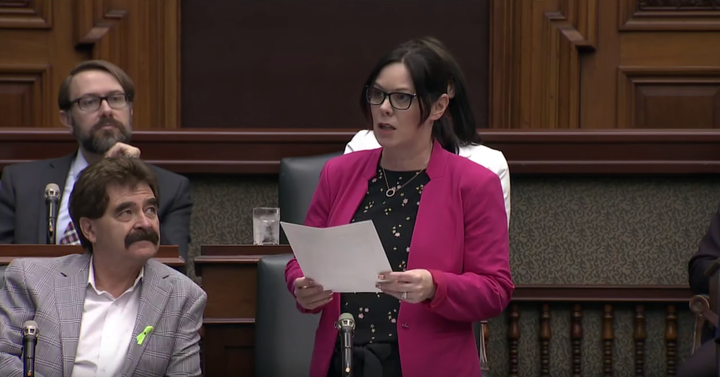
341, 165, 430, 345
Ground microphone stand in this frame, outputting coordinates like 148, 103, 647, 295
341, 329, 353, 377
45, 197, 57, 244
46, 218, 55, 244
335, 315, 355, 377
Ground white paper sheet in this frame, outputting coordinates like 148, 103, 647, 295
280, 220, 392, 293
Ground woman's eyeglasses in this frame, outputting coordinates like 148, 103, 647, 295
365, 86, 416, 110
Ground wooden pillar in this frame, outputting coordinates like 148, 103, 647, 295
602, 304, 614, 377
634, 305, 646, 377
571, 304, 583, 377
665, 305, 678, 376
508, 304, 520, 377
540, 304, 551, 377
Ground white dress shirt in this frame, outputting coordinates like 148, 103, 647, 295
56, 152, 89, 243
71, 258, 143, 377
344, 130, 512, 226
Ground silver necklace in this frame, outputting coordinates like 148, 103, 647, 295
382, 168, 425, 198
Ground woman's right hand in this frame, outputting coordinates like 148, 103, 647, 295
293, 277, 333, 310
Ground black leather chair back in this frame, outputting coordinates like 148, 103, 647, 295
0, 266, 5, 289
255, 254, 321, 377
255, 152, 340, 377
278, 152, 342, 244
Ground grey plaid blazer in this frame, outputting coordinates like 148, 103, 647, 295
0, 253, 207, 377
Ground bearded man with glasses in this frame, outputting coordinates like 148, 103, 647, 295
0, 60, 193, 261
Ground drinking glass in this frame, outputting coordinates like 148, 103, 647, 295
253, 207, 280, 245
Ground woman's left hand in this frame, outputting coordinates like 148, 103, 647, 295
376, 269, 436, 304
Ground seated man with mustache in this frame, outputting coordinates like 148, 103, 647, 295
0, 157, 207, 376
0, 60, 193, 260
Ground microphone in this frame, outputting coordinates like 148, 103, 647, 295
44, 183, 60, 244
22, 320, 38, 377
335, 313, 355, 377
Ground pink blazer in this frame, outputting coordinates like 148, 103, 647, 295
285, 140, 514, 377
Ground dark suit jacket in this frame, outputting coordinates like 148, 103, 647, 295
689, 202, 720, 346
0, 152, 193, 259
689, 202, 720, 296
677, 339, 716, 377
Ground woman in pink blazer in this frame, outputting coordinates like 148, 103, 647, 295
285, 37, 514, 377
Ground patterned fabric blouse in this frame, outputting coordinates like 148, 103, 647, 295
341, 166, 430, 345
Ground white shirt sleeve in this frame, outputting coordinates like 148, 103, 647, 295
463, 146, 511, 227
344, 130, 380, 154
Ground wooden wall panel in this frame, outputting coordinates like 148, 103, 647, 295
491, 0, 720, 129
0, 0, 52, 28
619, 0, 720, 31
0, 64, 51, 128
202, 325, 255, 377
180, 0, 490, 130
618, 67, 720, 128
490, 0, 598, 129
74, 0, 180, 129
0, 0, 179, 129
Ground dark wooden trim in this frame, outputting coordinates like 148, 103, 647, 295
151, 258, 186, 268
200, 244, 291, 256
0, 244, 184, 267
194, 255, 263, 277
513, 285, 692, 302
3, 128, 720, 174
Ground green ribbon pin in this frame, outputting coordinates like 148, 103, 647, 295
136, 326, 154, 345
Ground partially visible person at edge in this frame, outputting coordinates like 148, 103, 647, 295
285, 37, 514, 377
344, 37, 511, 226
677, 203, 720, 377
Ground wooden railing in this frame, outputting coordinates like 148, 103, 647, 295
193, 245, 696, 376
508, 285, 692, 377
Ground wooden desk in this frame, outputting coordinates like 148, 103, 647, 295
194, 245, 289, 377
0, 245, 185, 268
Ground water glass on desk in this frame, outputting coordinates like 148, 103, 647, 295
253, 207, 280, 245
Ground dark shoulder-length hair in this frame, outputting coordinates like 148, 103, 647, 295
360, 37, 481, 154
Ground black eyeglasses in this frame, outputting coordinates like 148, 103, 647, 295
71, 93, 129, 112
365, 86, 417, 110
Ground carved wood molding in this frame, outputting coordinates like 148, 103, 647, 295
74, 0, 127, 49
541, 0, 597, 128
71, 0, 180, 129
2, 128, 720, 175
617, 66, 720, 128
0, 0, 51, 28
638, 0, 720, 10
490, 0, 597, 129
619, 0, 720, 30
488, 0, 517, 129
512, 284, 692, 302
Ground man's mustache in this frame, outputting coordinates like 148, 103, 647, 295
91, 118, 124, 133
125, 227, 160, 248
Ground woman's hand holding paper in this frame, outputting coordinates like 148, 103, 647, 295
294, 277, 334, 310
